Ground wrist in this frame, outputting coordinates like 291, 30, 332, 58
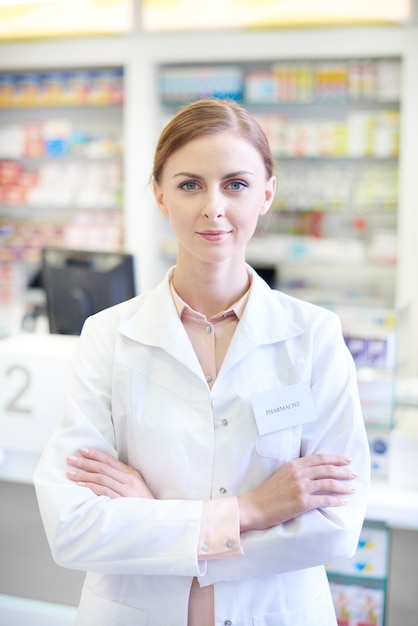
238, 492, 261, 532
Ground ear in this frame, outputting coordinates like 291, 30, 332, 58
153, 179, 168, 217
259, 175, 276, 217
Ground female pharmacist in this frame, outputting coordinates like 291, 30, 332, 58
35, 99, 370, 626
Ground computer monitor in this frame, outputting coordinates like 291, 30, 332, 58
42, 247, 137, 335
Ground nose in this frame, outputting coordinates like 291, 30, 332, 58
201, 188, 226, 219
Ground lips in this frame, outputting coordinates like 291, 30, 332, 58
197, 230, 231, 241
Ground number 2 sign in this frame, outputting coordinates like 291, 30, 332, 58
4, 365, 32, 415
0, 333, 78, 453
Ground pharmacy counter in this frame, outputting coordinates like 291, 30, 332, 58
366, 480, 418, 530
0, 332, 78, 462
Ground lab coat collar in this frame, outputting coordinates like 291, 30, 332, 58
117, 266, 304, 367
220, 266, 304, 372
118, 270, 203, 374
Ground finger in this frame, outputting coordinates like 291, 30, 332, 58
67, 468, 125, 497
67, 454, 108, 474
283, 457, 356, 487
78, 447, 127, 471
302, 486, 354, 511
73, 479, 122, 499
309, 464, 358, 482
67, 453, 129, 481
298, 453, 352, 468
311, 494, 350, 508
310, 477, 356, 496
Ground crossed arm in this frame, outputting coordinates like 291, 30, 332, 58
67, 448, 356, 533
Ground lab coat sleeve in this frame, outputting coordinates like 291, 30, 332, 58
34, 314, 204, 577
198, 311, 371, 587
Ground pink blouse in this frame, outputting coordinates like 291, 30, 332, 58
170, 281, 250, 626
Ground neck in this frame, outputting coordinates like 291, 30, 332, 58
172, 256, 250, 318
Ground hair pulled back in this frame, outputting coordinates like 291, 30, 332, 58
152, 99, 274, 183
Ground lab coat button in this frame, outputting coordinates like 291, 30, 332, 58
219, 487, 227, 494
224, 621, 232, 626
222, 419, 229, 427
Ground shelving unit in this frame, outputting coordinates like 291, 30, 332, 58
0, 68, 124, 308
0, 45, 135, 338
337, 305, 402, 483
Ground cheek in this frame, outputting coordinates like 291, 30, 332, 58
166, 207, 193, 238
235, 204, 262, 231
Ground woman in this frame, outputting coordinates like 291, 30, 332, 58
35, 99, 370, 626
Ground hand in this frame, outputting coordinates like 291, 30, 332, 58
238, 453, 356, 532
67, 447, 155, 499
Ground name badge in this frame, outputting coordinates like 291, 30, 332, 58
251, 380, 317, 435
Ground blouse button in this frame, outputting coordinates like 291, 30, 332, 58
206, 374, 213, 383
205, 325, 212, 333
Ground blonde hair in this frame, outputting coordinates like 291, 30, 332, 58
152, 99, 274, 183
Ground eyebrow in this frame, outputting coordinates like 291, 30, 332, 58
172, 170, 256, 180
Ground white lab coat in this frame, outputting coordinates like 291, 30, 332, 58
34, 267, 370, 626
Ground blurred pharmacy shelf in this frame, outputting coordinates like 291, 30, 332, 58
0, 27, 417, 371
157, 57, 400, 313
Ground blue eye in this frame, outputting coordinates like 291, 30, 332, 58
179, 181, 199, 191
229, 181, 247, 191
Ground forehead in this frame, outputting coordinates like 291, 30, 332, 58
165, 130, 265, 173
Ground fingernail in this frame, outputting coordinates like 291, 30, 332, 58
67, 455, 78, 463
80, 447, 90, 454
